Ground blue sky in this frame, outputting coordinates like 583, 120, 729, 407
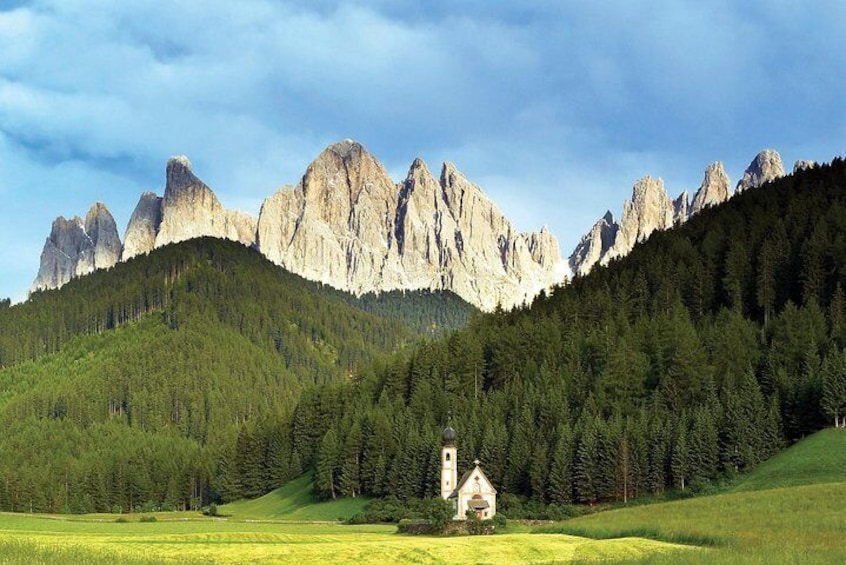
1, 1, 845, 302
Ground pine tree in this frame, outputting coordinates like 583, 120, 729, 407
670, 420, 689, 492
573, 415, 599, 504
822, 350, 846, 428
547, 424, 574, 505
315, 429, 340, 500
339, 420, 363, 497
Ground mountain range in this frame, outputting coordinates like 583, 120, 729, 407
31, 140, 564, 311
568, 149, 816, 276
31, 141, 816, 310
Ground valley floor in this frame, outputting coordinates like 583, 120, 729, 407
0, 513, 693, 565
2, 430, 843, 564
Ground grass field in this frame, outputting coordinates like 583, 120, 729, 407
218, 475, 370, 521
730, 428, 846, 493
0, 513, 694, 564
537, 428, 846, 564
0, 430, 842, 564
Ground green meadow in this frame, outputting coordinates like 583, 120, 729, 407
0, 514, 691, 564
0, 430, 842, 564
218, 474, 370, 521
536, 428, 846, 564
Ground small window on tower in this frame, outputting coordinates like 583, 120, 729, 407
446, 453, 451, 461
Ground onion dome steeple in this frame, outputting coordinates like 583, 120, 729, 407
442, 425, 457, 446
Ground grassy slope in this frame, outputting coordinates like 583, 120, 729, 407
730, 428, 846, 493
538, 429, 846, 564
219, 475, 370, 521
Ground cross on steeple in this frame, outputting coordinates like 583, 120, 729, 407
473, 459, 480, 466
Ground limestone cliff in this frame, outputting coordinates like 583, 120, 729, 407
122, 192, 163, 260
122, 156, 256, 261
569, 149, 794, 278
736, 149, 785, 193
690, 162, 731, 215
154, 156, 255, 249
601, 176, 675, 265
31, 203, 121, 292
568, 211, 616, 277
257, 140, 566, 311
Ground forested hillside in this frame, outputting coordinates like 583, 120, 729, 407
0, 238, 473, 513
3, 158, 846, 515
298, 157, 846, 510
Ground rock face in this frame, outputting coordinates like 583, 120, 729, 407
155, 156, 256, 250
122, 192, 163, 260
736, 149, 785, 193
33, 143, 564, 310
673, 191, 689, 224
602, 176, 675, 264
794, 159, 816, 173
690, 162, 731, 215
257, 140, 566, 311
31, 203, 121, 292
569, 149, 797, 278
123, 156, 256, 260
568, 211, 617, 277
570, 161, 732, 277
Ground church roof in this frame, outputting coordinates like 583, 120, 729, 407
447, 462, 498, 498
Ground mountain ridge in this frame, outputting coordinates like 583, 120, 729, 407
568, 148, 808, 276
31, 140, 565, 311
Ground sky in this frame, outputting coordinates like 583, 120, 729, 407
1, 1, 845, 302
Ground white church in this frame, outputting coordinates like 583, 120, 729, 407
440, 426, 497, 520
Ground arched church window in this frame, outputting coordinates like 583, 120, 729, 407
445, 453, 451, 462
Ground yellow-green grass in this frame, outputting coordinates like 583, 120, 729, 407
536, 430, 846, 564
0, 512, 694, 564
731, 428, 846, 493
219, 475, 370, 521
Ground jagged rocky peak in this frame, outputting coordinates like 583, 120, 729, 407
690, 161, 731, 215
395, 157, 443, 260
32, 141, 565, 309
256, 140, 566, 311
736, 149, 785, 193
122, 157, 257, 262
568, 211, 617, 277
84, 202, 122, 270
165, 155, 197, 190
673, 191, 689, 224
31, 203, 122, 292
155, 155, 256, 250
122, 192, 163, 260
603, 176, 673, 264
259, 139, 399, 291
794, 159, 817, 173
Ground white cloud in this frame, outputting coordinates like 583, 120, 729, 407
0, 0, 844, 300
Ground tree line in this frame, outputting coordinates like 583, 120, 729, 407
1, 159, 846, 513
301, 157, 846, 508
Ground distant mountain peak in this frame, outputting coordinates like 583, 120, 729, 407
736, 149, 785, 193
326, 138, 363, 158
569, 148, 792, 278
257, 141, 566, 310
33, 141, 566, 311
165, 155, 201, 193
31, 203, 121, 292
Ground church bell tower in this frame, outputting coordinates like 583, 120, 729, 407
441, 426, 458, 499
